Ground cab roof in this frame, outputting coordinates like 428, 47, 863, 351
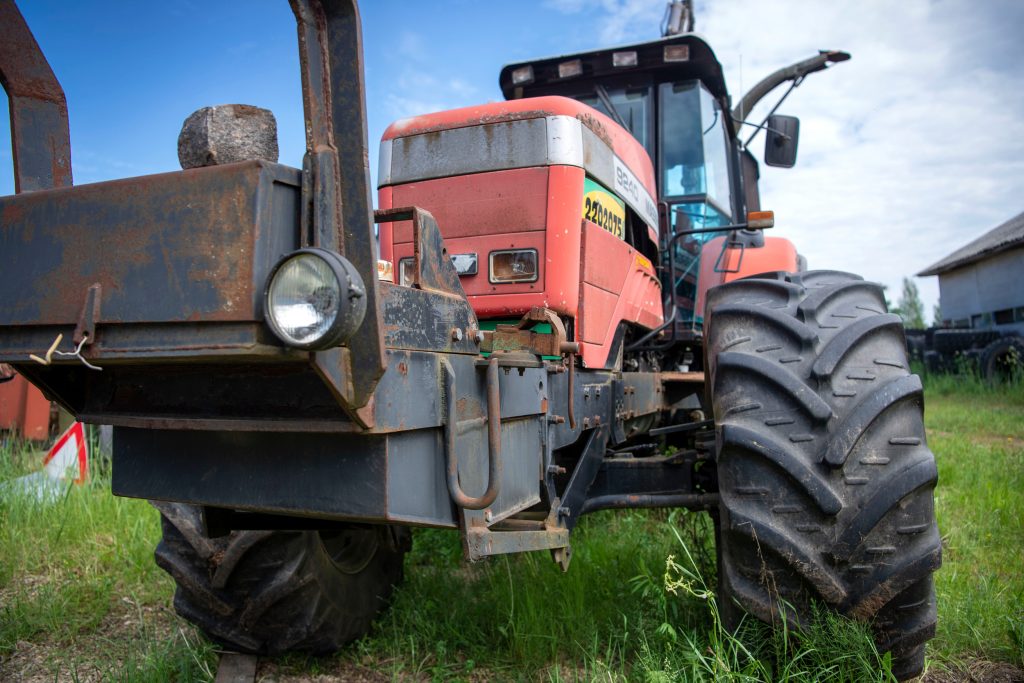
499, 33, 729, 102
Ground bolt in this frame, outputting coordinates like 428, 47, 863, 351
451, 327, 463, 342
582, 417, 590, 428
484, 510, 493, 522
594, 416, 601, 425
548, 415, 565, 424
474, 330, 485, 344
596, 387, 601, 398
558, 506, 571, 518
547, 464, 567, 475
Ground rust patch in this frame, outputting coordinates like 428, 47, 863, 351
576, 112, 612, 147
390, 109, 554, 138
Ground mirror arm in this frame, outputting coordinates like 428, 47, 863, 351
732, 49, 851, 128
733, 118, 791, 141
742, 77, 801, 148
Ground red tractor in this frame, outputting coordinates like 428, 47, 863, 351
0, 1, 939, 678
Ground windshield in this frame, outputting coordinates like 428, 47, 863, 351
577, 86, 653, 158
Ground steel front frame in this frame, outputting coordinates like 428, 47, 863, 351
0, 0, 718, 564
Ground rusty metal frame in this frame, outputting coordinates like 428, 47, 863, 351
0, 0, 733, 569
290, 0, 385, 416
0, 0, 72, 192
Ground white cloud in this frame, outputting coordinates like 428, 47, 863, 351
544, 0, 665, 44
696, 0, 1024, 319
383, 71, 482, 121
395, 31, 426, 61
553, 0, 1024, 319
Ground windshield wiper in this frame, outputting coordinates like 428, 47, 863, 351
594, 84, 630, 131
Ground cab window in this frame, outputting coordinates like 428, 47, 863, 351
658, 80, 732, 217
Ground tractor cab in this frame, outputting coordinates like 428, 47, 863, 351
500, 34, 757, 330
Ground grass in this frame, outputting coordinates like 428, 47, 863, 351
926, 384, 1024, 670
0, 440, 216, 681
1, 372, 1022, 681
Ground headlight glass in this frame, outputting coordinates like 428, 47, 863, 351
267, 253, 341, 346
398, 257, 415, 287
489, 249, 538, 283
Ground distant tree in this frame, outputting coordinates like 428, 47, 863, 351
882, 284, 893, 313
932, 302, 942, 327
893, 277, 926, 329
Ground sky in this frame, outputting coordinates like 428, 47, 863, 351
2, 0, 1023, 321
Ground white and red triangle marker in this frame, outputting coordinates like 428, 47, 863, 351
42, 421, 89, 484
1, 422, 90, 502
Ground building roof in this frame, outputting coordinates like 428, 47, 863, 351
918, 210, 1024, 276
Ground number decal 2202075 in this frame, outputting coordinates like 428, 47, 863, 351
582, 177, 625, 239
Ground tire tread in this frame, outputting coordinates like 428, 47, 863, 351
708, 270, 940, 681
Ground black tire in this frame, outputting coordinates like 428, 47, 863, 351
705, 270, 941, 681
152, 502, 410, 654
923, 349, 944, 375
932, 328, 1000, 354
979, 335, 1024, 382
903, 330, 926, 363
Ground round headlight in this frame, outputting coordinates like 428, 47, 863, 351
265, 248, 366, 349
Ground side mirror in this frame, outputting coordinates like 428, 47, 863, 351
764, 115, 799, 168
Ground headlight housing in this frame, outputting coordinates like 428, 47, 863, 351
489, 249, 538, 283
264, 248, 366, 349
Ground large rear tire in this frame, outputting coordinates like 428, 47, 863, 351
152, 502, 409, 654
705, 271, 941, 681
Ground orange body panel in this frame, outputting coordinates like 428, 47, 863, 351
543, 165, 586, 316
384, 167, 568, 309
695, 235, 800, 321
0, 372, 51, 440
379, 97, 663, 368
578, 222, 662, 366
381, 96, 656, 195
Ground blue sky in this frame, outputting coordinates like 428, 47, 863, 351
3, 0, 1023, 317
0, 0, 621, 191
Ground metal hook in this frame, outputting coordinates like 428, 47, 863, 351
29, 332, 102, 371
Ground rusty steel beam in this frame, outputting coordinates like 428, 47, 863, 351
0, 0, 72, 192
289, 0, 386, 415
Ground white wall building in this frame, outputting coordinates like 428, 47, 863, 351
918, 211, 1024, 336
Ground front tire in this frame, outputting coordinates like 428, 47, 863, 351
705, 271, 941, 681
152, 503, 409, 654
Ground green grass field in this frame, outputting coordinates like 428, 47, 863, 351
1, 376, 1021, 682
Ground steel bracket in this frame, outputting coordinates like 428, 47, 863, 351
73, 283, 101, 347
464, 499, 570, 564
